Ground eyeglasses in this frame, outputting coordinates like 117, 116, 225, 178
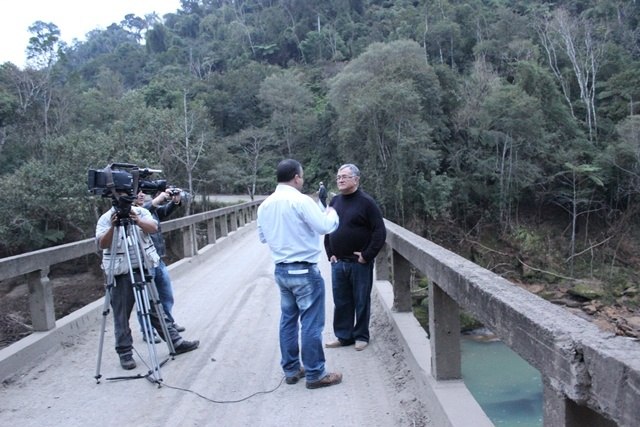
336, 175, 355, 181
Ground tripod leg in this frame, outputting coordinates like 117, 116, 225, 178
94, 286, 112, 383
134, 282, 163, 384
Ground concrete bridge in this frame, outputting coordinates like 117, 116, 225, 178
0, 200, 638, 426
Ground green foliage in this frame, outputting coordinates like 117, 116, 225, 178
0, 0, 639, 295
512, 227, 544, 254
415, 171, 455, 219
328, 39, 445, 222
258, 69, 317, 157
598, 65, 640, 122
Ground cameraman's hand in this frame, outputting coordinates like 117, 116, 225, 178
171, 188, 182, 203
152, 191, 170, 207
131, 209, 158, 233
129, 210, 140, 224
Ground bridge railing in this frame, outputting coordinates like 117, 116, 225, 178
0, 200, 260, 332
378, 219, 638, 427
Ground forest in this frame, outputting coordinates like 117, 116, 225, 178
0, 0, 639, 326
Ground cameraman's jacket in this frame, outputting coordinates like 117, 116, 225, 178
95, 206, 160, 276
143, 200, 180, 258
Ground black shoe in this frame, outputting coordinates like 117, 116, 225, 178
174, 339, 199, 354
285, 367, 305, 385
143, 333, 161, 344
173, 323, 186, 332
119, 354, 136, 370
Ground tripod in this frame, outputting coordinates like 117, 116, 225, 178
94, 213, 175, 386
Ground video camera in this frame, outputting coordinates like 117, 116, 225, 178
87, 163, 164, 197
88, 163, 191, 219
87, 163, 165, 219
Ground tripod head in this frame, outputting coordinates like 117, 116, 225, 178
112, 194, 136, 223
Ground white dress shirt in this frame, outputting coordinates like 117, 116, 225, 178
257, 184, 339, 264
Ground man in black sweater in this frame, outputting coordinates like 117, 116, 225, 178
324, 163, 386, 351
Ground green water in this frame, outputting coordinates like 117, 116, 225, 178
461, 336, 543, 426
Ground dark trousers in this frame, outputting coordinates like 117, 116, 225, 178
330, 260, 374, 343
110, 273, 181, 356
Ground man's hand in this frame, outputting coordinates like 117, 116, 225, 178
170, 188, 182, 204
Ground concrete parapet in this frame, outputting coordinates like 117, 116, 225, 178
374, 278, 493, 427
383, 219, 640, 426
0, 298, 104, 384
0, 222, 258, 384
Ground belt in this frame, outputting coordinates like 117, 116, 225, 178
277, 261, 314, 266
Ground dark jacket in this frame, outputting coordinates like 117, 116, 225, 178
143, 200, 181, 258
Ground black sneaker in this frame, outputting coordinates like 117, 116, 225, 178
174, 340, 199, 354
119, 354, 136, 370
173, 323, 186, 332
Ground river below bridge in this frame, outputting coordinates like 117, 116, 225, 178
462, 333, 543, 426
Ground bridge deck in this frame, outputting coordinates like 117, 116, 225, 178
0, 225, 430, 426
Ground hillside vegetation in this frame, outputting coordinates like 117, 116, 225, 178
0, 0, 638, 334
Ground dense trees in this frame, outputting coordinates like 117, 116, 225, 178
0, 0, 639, 294
328, 40, 445, 223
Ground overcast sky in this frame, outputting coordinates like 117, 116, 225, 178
0, 0, 181, 67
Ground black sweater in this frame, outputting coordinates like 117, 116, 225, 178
324, 188, 386, 263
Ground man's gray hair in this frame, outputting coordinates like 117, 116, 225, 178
339, 163, 360, 177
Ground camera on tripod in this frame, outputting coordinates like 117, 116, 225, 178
87, 163, 164, 219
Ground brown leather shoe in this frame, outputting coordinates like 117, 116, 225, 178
306, 372, 343, 389
285, 367, 305, 385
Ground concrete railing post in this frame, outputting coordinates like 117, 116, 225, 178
220, 215, 229, 237
207, 218, 217, 244
181, 225, 196, 257
230, 212, 238, 232
27, 267, 56, 331
542, 381, 616, 427
375, 243, 391, 281
238, 208, 246, 227
391, 250, 412, 312
429, 282, 461, 380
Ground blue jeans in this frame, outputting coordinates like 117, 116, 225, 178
137, 260, 175, 331
274, 262, 327, 382
331, 260, 374, 343
154, 260, 175, 324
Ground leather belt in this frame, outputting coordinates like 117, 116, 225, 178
277, 261, 314, 266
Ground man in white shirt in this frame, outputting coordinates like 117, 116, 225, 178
257, 159, 343, 389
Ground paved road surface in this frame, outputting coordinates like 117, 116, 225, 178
0, 225, 430, 426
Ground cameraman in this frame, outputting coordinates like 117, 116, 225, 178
96, 193, 199, 370
135, 187, 186, 335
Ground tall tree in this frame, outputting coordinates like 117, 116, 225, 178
328, 39, 445, 223
550, 162, 605, 275
226, 125, 277, 199
536, 7, 605, 141
26, 21, 64, 138
258, 69, 316, 157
